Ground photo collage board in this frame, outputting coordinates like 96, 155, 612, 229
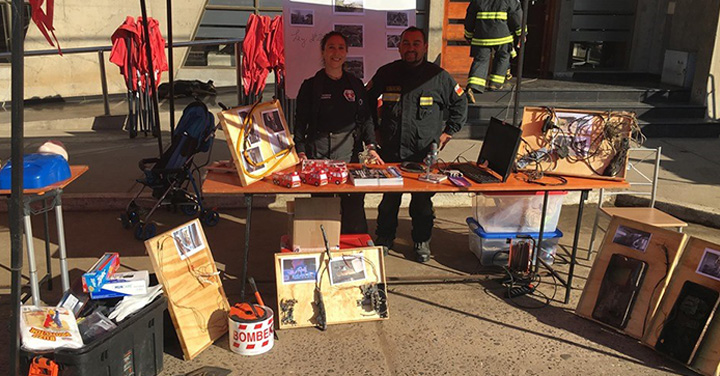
274, 247, 388, 329
283, 0, 417, 99
217, 101, 299, 186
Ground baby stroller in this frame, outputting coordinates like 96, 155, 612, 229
120, 100, 220, 240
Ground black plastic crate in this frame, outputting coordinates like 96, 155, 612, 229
21, 296, 167, 376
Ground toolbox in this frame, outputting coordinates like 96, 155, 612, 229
21, 296, 167, 376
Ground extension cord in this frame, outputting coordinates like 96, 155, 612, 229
507, 283, 536, 298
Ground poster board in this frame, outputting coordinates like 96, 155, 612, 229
145, 219, 230, 360
518, 107, 634, 180
283, 0, 417, 98
275, 247, 388, 329
576, 217, 688, 340
643, 237, 720, 376
218, 100, 300, 186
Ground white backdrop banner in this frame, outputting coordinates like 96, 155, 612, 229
283, 0, 416, 99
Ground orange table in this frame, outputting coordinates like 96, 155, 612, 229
203, 164, 628, 303
1, 166, 88, 305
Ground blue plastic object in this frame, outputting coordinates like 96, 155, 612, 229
466, 217, 563, 239
0, 153, 71, 189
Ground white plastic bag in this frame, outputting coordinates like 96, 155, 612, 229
21, 305, 84, 351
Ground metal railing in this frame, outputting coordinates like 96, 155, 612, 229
0, 38, 245, 115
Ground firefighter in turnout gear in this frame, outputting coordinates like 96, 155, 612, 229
464, 0, 523, 103
366, 27, 468, 263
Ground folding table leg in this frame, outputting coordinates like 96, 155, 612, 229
55, 201, 70, 292
43, 209, 52, 290
565, 190, 588, 304
23, 213, 40, 306
240, 194, 253, 301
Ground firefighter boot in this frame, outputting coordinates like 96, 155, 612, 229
414, 241, 431, 263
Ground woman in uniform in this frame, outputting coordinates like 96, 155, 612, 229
293, 31, 383, 234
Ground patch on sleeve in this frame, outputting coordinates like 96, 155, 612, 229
454, 84, 464, 96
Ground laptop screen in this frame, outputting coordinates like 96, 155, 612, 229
477, 117, 523, 182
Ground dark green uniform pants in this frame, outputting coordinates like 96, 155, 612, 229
467, 43, 512, 91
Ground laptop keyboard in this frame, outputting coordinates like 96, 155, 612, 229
453, 164, 501, 184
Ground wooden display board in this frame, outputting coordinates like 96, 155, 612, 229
519, 107, 634, 180
218, 100, 299, 186
643, 237, 720, 376
275, 247, 388, 329
576, 217, 688, 340
145, 219, 230, 360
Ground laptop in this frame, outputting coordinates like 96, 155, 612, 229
452, 117, 523, 184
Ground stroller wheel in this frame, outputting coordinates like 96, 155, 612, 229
134, 222, 157, 240
128, 209, 140, 225
120, 213, 131, 229
202, 210, 220, 227
134, 223, 145, 240
181, 204, 199, 216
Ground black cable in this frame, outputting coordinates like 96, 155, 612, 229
642, 243, 671, 336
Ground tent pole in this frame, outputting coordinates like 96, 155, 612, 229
140, 0, 164, 156
512, 0, 531, 126
10, 0, 25, 374
167, 0, 175, 138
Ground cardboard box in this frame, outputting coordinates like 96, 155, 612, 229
82, 253, 120, 292
292, 197, 341, 252
89, 270, 150, 299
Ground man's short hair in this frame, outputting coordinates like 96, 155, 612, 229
400, 26, 427, 44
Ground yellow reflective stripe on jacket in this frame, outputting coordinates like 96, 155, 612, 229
510, 48, 517, 58
419, 96, 433, 106
489, 74, 505, 84
514, 27, 527, 36
471, 35, 514, 46
476, 12, 507, 20
468, 77, 486, 86
464, 29, 473, 38
383, 93, 401, 102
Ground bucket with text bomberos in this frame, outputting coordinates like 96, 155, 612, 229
229, 303, 274, 356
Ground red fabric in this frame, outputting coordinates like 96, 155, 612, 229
242, 14, 271, 96
110, 16, 168, 92
110, 16, 141, 90
29, 0, 62, 55
242, 15, 285, 96
267, 16, 285, 86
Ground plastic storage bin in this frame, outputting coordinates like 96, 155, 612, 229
21, 296, 167, 376
473, 190, 567, 233
467, 217, 563, 266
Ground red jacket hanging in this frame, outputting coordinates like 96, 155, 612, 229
29, 0, 62, 55
110, 16, 141, 91
267, 16, 285, 86
242, 14, 271, 96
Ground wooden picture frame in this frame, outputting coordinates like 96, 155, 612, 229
275, 247, 388, 329
576, 216, 688, 340
519, 107, 634, 180
145, 219, 230, 360
643, 237, 720, 376
218, 100, 299, 187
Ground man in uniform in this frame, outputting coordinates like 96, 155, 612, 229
366, 27, 468, 262
464, 0, 523, 103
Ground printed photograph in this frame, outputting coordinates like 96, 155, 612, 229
282, 255, 319, 284
334, 0, 364, 15
244, 146, 265, 173
697, 248, 720, 281
329, 255, 367, 285
386, 33, 401, 49
344, 56, 364, 80
172, 221, 205, 260
290, 9, 314, 26
334, 24, 363, 48
386, 11, 409, 28
269, 131, 290, 156
556, 134, 592, 157
261, 109, 284, 133
247, 127, 262, 145
612, 225, 652, 253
